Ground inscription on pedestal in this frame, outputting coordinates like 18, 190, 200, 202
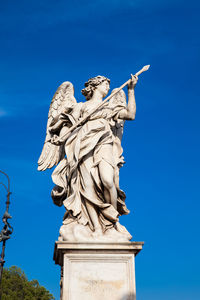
63, 254, 135, 300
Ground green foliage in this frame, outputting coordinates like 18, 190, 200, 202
0, 266, 55, 300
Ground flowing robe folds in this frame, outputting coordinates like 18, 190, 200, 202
51, 101, 129, 232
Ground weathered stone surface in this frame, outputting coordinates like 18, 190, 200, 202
38, 74, 140, 242
54, 242, 144, 300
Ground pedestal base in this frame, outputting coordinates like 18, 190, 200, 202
54, 242, 144, 300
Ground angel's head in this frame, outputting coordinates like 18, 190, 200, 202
81, 75, 110, 101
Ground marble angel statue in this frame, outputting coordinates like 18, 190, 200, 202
38, 68, 149, 242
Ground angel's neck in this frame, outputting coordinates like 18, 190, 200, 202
90, 90, 103, 103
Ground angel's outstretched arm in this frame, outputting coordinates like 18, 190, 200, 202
118, 75, 137, 120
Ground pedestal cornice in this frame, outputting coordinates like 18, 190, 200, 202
54, 241, 144, 266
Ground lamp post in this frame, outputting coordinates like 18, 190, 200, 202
0, 171, 13, 286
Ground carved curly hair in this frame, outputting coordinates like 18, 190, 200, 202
81, 75, 110, 101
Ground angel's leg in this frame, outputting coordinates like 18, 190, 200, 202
98, 160, 117, 210
81, 153, 102, 234
85, 200, 102, 232
103, 188, 111, 204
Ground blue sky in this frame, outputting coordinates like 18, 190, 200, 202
0, 0, 200, 299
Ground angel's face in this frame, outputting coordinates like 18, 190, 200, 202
97, 80, 110, 97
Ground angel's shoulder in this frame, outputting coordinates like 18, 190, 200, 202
80, 101, 91, 112
67, 101, 83, 119
77, 101, 84, 107
73, 101, 83, 111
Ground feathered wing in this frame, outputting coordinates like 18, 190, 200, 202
109, 88, 129, 215
38, 81, 77, 171
109, 88, 127, 142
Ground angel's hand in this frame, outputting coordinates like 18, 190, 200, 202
128, 74, 138, 90
51, 135, 62, 145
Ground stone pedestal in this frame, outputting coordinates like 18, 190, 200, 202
54, 242, 144, 300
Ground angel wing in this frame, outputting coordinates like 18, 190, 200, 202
38, 81, 77, 171
109, 88, 127, 141
109, 88, 127, 168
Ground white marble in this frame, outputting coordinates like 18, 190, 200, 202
54, 241, 144, 300
64, 253, 134, 300
38, 67, 149, 242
